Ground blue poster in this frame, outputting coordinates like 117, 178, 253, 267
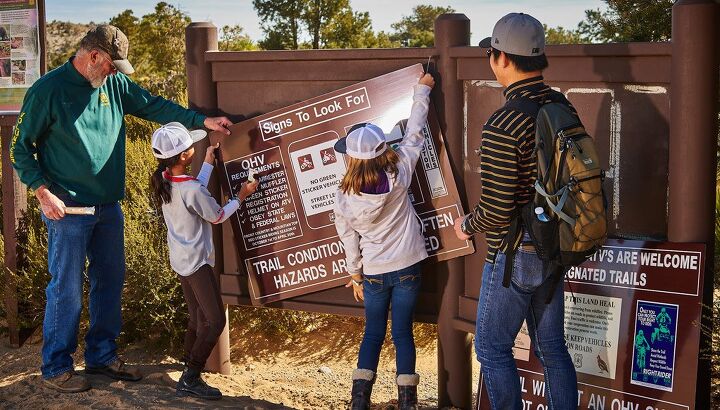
630, 301, 678, 392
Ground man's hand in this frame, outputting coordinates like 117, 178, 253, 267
204, 143, 219, 164
36, 185, 66, 220
454, 216, 471, 240
344, 273, 364, 302
419, 73, 435, 89
204, 116, 232, 135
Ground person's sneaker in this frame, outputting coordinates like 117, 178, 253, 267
43, 371, 91, 393
85, 358, 142, 381
176, 367, 222, 401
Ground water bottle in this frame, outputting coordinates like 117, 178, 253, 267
535, 206, 550, 222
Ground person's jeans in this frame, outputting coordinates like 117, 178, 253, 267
40, 196, 125, 379
357, 262, 422, 375
475, 249, 577, 410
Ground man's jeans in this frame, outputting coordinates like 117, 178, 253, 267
475, 249, 577, 410
40, 197, 125, 379
358, 262, 422, 375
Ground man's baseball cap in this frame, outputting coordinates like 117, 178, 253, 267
151, 122, 207, 159
334, 123, 388, 160
82, 25, 134, 75
478, 13, 545, 57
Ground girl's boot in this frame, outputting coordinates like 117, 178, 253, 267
349, 368, 375, 410
397, 373, 420, 410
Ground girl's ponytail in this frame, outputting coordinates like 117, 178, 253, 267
150, 155, 179, 207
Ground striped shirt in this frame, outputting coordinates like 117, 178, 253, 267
463, 76, 574, 263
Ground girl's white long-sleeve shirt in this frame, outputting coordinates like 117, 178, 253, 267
162, 162, 239, 276
333, 84, 431, 276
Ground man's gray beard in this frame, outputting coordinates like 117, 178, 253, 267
85, 61, 107, 88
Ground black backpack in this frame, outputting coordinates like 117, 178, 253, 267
502, 93, 608, 302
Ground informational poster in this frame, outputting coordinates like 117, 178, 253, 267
0, 0, 40, 112
211, 64, 473, 305
631, 300, 678, 392
478, 239, 705, 410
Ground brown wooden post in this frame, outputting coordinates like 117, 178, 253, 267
434, 14, 472, 408
668, 0, 719, 407
2, 115, 26, 347
185, 22, 231, 375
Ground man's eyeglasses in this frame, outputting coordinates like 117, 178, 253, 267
98, 51, 117, 72
486, 48, 493, 57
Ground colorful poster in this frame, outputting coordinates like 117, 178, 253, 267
631, 300, 678, 392
0, 0, 41, 112
212, 64, 473, 305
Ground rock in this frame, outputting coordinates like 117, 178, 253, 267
318, 366, 333, 375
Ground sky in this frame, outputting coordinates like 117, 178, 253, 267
46, 0, 606, 45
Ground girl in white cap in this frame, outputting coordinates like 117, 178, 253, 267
333, 73, 434, 410
149, 122, 258, 400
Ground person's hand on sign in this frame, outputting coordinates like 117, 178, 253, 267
454, 216, 471, 241
204, 143, 220, 164
419, 72, 435, 89
204, 116, 233, 136
35, 185, 66, 220
345, 273, 364, 302
237, 180, 259, 202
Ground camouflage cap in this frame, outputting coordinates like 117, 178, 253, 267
82, 25, 134, 75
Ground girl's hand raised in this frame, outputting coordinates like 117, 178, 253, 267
204, 143, 220, 164
419, 73, 435, 89
238, 180, 259, 201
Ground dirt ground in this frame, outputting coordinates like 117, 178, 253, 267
0, 317, 480, 409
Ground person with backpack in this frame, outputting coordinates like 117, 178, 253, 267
334, 73, 435, 410
454, 13, 606, 410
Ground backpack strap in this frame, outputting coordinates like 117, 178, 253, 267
500, 97, 542, 288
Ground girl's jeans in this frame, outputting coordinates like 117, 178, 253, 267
357, 262, 422, 375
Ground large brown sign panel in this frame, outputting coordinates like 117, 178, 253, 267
211, 64, 473, 305
477, 239, 705, 410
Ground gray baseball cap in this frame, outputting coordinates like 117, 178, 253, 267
81, 25, 134, 75
478, 13, 545, 57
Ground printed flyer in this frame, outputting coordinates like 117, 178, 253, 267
0, 0, 40, 112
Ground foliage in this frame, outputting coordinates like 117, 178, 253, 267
219, 25, 258, 51
389, 4, 454, 47
578, 0, 672, 42
45, 20, 90, 69
323, 9, 397, 49
253, 0, 303, 49
109, 2, 190, 98
544, 24, 583, 45
253, 0, 393, 49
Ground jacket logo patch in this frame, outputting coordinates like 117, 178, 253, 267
99, 92, 110, 107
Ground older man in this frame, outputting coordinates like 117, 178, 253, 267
11, 25, 231, 393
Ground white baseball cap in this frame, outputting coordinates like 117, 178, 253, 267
151, 122, 207, 159
333, 123, 387, 160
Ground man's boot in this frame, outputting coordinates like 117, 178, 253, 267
176, 366, 222, 400
349, 368, 375, 410
397, 373, 420, 410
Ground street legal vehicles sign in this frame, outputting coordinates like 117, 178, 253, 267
211, 64, 473, 305
476, 239, 705, 410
